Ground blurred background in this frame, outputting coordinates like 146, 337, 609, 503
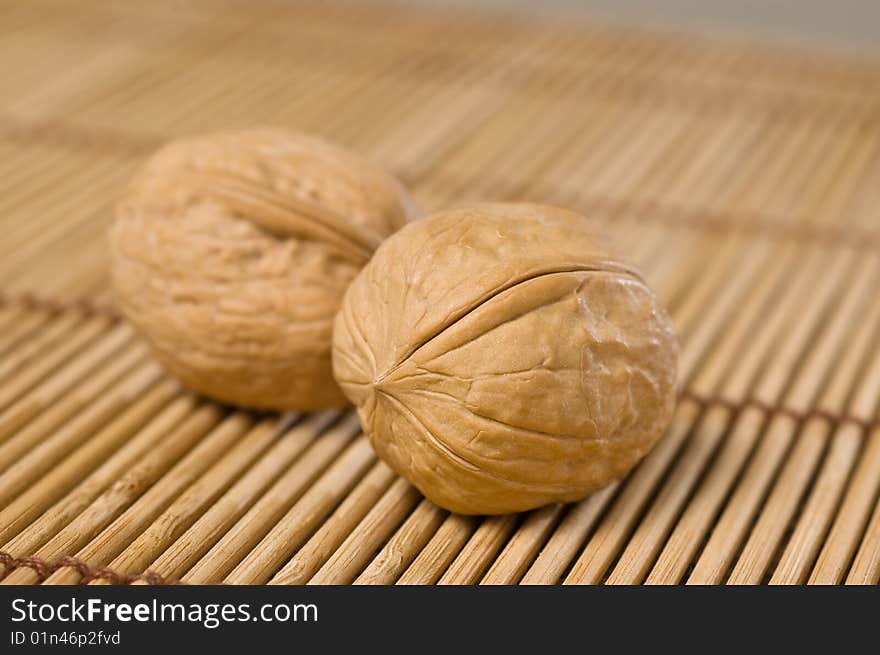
2, 0, 878, 305
397, 0, 880, 54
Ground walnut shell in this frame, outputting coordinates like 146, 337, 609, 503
333, 203, 678, 514
110, 129, 416, 411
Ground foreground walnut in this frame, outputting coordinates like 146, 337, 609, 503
110, 129, 415, 410
333, 203, 678, 514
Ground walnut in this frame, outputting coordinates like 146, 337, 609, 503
333, 203, 678, 514
110, 129, 416, 411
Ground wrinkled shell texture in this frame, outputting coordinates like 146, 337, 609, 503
333, 204, 678, 514
110, 129, 415, 411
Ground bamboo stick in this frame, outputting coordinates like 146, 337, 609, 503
0, 316, 114, 421
0, 312, 85, 381
265, 461, 397, 585
724, 255, 878, 584
0, 391, 193, 562
42, 410, 252, 585
0, 307, 51, 357
355, 499, 447, 585
208, 434, 374, 585
481, 504, 566, 585
1, 403, 223, 585
184, 413, 361, 584
397, 514, 481, 585
308, 479, 422, 585
0, 325, 133, 457
135, 411, 341, 581
846, 494, 880, 585
0, 356, 161, 503
767, 270, 880, 583
808, 430, 880, 584
438, 515, 519, 585
0, 380, 180, 548
89, 416, 302, 584
647, 251, 874, 585
686, 255, 861, 584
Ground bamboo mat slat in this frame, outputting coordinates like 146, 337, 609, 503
0, 0, 879, 585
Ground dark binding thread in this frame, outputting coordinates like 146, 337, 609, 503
0, 118, 160, 157
0, 291, 120, 319
0, 552, 183, 585
414, 170, 880, 253
679, 389, 879, 432
0, 118, 877, 254
0, 391, 875, 588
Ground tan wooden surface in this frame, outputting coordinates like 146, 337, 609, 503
0, 0, 879, 585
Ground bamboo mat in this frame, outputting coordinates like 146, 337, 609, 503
1, 0, 879, 586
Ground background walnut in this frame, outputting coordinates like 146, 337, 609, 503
110, 129, 416, 411
333, 203, 678, 515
